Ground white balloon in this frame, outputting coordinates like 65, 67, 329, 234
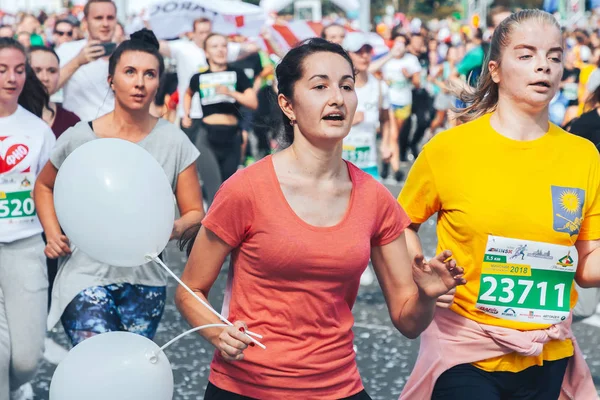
53, 138, 174, 267
50, 332, 173, 400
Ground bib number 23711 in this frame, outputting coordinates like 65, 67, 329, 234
475, 236, 576, 324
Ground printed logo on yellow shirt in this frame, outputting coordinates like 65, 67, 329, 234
551, 186, 584, 236
556, 252, 574, 267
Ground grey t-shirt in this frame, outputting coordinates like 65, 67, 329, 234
47, 119, 200, 330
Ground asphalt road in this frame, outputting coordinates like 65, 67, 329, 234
32, 183, 600, 399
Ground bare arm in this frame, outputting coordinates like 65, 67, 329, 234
261, 31, 286, 60
181, 88, 194, 128
171, 164, 205, 240
412, 72, 421, 89
33, 162, 71, 258
406, 223, 458, 308
175, 227, 253, 360
369, 52, 394, 74
229, 88, 258, 110
405, 223, 424, 261
57, 41, 105, 90
371, 232, 465, 339
57, 57, 82, 90
183, 88, 193, 117
575, 239, 600, 287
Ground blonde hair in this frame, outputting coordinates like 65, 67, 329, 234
455, 10, 561, 123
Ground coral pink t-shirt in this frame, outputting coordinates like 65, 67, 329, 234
202, 155, 410, 399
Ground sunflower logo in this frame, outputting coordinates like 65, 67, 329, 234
552, 186, 585, 235
559, 190, 581, 215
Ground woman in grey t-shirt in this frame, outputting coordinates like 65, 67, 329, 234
34, 29, 204, 346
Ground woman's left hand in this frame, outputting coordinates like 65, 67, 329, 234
412, 250, 466, 299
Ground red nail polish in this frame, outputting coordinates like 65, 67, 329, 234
239, 327, 245, 333
250, 342, 255, 347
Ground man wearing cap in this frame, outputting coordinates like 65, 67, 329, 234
343, 32, 396, 285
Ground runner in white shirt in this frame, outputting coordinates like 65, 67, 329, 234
0, 38, 56, 400
343, 33, 397, 287
55, 0, 117, 121
369, 33, 421, 183
342, 32, 394, 180
158, 18, 258, 124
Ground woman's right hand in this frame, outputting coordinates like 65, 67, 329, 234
182, 116, 192, 129
215, 321, 254, 362
45, 233, 72, 259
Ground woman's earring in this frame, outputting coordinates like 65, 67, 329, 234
289, 119, 296, 126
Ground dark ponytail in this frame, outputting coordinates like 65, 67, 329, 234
0, 38, 50, 118
275, 38, 354, 148
179, 223, 202, 257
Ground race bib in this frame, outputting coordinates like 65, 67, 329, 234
0, 173, 36, 222
389, 80, 409, 91
342, 145, 370, 165
475, 236, 577, 324
199, 71, 237, 106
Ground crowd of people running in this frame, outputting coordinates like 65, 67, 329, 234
1, 1, 600, 399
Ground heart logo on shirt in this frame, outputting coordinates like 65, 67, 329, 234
0, 137, 31, 174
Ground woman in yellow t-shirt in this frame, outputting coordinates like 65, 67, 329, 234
399, 10, 600, 400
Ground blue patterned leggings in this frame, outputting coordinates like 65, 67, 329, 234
61, 283, 166, 347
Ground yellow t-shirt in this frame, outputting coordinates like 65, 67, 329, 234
398, 113, 600, 372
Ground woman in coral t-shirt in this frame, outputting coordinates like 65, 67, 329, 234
176, 38, 465, 400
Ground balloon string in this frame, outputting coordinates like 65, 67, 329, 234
148, 256, 266, 349
159, 324, 228, 352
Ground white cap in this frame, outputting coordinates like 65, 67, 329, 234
343, 32, 373, 53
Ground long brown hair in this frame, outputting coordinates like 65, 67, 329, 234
455, 10, 561, 123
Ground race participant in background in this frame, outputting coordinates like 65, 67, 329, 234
0, 25, 14, 39
0, 38, 56, 400
567, 75, 600, 149
369, 33, 421, 183
159, 17, 258, 131
321, 23, 346, 46
175, 37, 464, 400
456, 27, 485, 87
429, 46, 458, 134
400, 33, 431, 163
399, 10, 600, 399
51, 19, 75, 50
34, 30, 204, 349
29, 46, 80, 138
182, 33, 257, 206
561, 50, 581, 126
229, 37, 271, 166
343, 32, 394, 181
55, 0, 117, 121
